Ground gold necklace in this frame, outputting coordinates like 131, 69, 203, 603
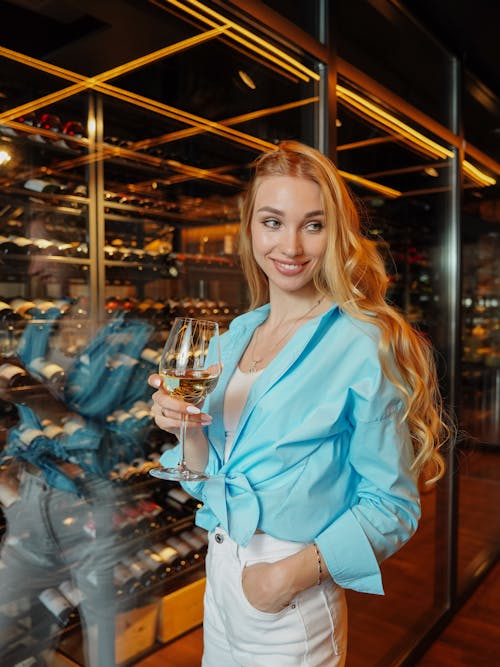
248, 297, 324, 373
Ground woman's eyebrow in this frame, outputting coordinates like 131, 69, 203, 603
256, 207, 325, 217
256, 206, 283, 214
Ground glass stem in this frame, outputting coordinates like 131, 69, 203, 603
178, 413, 188, 472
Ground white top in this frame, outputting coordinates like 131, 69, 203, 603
223, 366, 262, 462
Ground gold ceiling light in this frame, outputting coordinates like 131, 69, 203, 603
338, 84, 497, 188
131, 96, 319, 149
155, 0, 319, 83
0, 27, 228, 123
337, 85, 454, 161
339, 171, 401, 198
463, 160, 496, 187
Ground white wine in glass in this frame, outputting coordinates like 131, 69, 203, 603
150, 317, 221, 482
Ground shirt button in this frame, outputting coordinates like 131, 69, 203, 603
215, 533, 224, 544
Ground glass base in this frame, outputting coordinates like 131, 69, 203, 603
149, 466, 209, 482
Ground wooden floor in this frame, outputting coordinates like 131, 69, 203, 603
136, 559, 500, 667
412, 559, 500, 667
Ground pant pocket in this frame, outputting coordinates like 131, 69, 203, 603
296, 581, 347, 658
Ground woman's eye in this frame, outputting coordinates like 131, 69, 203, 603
306, 221, 324, 232
263, 218, 281, 229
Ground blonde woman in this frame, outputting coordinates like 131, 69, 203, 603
150, 141, 448, 666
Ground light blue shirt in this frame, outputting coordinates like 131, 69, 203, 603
159, 304, 420, 594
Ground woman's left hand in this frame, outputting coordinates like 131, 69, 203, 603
241, 561, 294, 613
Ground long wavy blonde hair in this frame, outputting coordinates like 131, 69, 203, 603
239, 140, 448, 485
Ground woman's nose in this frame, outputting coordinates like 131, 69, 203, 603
282, 231, 303, 257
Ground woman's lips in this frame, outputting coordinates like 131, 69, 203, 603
272, 259, 308, 275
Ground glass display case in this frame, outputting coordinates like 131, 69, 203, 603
0, 2, 324, 665
0, 1, 498, 666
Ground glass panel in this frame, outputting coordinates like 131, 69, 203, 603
458, 158, 500, 592
334, 0, 453, 127
99, 10, 320, 331
456, 69, 500, 593
463, 71, 500, 163
262, 0, 322, 39
1, 3, 324, 666
336, 76, 455, 665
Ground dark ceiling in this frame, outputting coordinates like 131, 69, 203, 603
0, 0, 498, 97
401, 0, 500, 98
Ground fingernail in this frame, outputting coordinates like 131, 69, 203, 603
152, 377, 161, 388
201, 416, 212, 425
186, 405, 201, 414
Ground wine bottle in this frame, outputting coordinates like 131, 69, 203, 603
58, 579, 84, 608
37, 113, 63, 133
135, 498, 164, 528
41, 418, 65, 440
150, 542, 183, 573
6, 235, 34, 255
180, 528, 208, 555
165, 535, 199, 565
0, 234, 19, 254
0, 359, 39, 389
135, 547, 169, 579
24, 178, 66, 194
9, 299, 38, 319
0, 300, 22, 323
38, 587, 75, 626
166, 486, 202, 512
120, 554, 157, 587
29, 357, 65, 393
120, 503, 148, 533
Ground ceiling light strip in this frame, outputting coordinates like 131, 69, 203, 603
96, 81, 276, 151
463, 160, 496, 186
337, 85, 454, 161
91, 25, 230, 84
337, 136, 396, 152
164, 0, 315, 82
0, 46, 84, 84
178, 0, 320, 80
131, 96, 319, 149
338, 171, 401, 198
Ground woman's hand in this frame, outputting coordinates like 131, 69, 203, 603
148, 373, 212, 435
242, 544, 328, 613
242, 561, 295, 614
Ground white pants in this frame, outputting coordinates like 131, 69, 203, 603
202, 528, 347, 667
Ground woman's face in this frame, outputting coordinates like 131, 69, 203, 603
250, 175, 327, 296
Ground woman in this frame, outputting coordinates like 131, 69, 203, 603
149, 141, 447, 666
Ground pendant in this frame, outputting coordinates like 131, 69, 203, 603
248, 360, 259, 373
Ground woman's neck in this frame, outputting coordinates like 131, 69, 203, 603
266, 290, 330, 327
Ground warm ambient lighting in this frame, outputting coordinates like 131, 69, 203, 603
338, 84, 497, 188
0, 28, 494, 195
238, 70, 256, 90
157, 0, 319, 82
463, 160, 497, 187
339, 171, 401, 198
337, 84, 454, 161
0, 148, 12, 165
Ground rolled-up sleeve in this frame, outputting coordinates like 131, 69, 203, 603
316, 403, 420, 595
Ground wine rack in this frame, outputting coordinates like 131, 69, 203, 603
0, 11, 304, 661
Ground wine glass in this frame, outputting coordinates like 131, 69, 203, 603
149, 317, 221, 482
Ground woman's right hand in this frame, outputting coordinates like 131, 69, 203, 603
148, 373, 213, 435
